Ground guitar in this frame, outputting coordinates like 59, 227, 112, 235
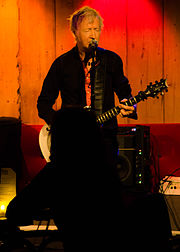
39, 79, 168, 162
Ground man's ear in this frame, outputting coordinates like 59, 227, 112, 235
74, 30, 78, 41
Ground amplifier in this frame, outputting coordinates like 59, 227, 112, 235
0, 168, 16, 217
160, 177, 180, 232
160, 176, 180, 195
116, 125, 151, 190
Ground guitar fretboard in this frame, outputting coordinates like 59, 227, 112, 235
96, 91, 147, 124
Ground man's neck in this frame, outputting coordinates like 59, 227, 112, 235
79, 51, 85, 61
78, 47, 97, 66
77, 44, 85, 60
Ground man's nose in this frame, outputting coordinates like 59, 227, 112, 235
90, 29, 96, 38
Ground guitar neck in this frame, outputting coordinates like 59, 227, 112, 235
96, 78, 168, 125
121, 91, 147, 106
96, 92, 146, 124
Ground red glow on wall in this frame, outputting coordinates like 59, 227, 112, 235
127, 0, 162, 31
79, 0, 126, 30
80, 0, 162, 31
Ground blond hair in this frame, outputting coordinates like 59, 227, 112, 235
69, 6, 103, 34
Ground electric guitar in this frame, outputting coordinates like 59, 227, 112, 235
39, 79, 168, 162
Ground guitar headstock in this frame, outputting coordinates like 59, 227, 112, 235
144, 79, 168, 98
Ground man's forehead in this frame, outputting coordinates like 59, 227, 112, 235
78, 16, 100, 27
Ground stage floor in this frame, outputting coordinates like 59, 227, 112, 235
1, 218, 180, 251
0, 218, 63, 251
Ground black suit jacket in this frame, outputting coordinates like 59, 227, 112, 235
37, 46, 136, 128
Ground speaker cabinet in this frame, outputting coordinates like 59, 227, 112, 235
0, 117, 21, 176
0, 117, 20, 215
164, 195, 180, 232
116, 125, 151, 190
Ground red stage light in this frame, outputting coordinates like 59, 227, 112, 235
80, 0, 162, 31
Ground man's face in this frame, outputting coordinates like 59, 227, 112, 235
75, 16, 101, 52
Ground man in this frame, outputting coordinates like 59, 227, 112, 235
37, 6, 137, 170
37, 6, 136, 125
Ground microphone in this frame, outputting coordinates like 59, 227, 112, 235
89, 38, 98, 49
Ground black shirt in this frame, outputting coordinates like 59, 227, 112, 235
37, 45, 135, 128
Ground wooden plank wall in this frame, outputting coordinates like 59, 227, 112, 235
0, 0, 19, 118
0, 0, 180, 125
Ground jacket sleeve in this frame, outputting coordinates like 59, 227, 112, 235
111, 54, 130, 99
37, 59, 61, 125
112, 54, 137, 120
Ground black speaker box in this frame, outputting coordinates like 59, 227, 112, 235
0, 117, 21, 173
116, 125, 151, 190
125, 193, 172, 251
164, 195, 180, 231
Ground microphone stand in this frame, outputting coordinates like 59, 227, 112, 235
90, 47, 96, 111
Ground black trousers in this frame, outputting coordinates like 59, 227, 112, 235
101, 128, 119, 176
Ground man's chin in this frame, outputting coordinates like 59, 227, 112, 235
84, 46, 91, 52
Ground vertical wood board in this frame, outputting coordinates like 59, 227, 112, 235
0, 0, 19, 118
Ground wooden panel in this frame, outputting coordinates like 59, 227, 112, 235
0, 0, 19, 118
55, 0, 76, 56
1, 0, 180, 125
18, 0, 56, 124
164, 0, 180, 123
55, 0, 76, 110
126, 0, 164, 124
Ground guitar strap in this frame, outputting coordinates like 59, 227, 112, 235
93, 51, 107, 116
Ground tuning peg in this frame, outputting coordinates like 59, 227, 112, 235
161, 91, 165, 96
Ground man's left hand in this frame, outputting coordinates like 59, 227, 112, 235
119, 98, 136, 118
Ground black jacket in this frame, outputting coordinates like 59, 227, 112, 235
37, 46, 135, 128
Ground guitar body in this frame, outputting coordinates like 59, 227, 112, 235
39, 79, 168, 161
39, 124, 51, 162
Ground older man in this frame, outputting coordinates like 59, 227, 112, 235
37, 6, 136, 126
37, 6, 137, 174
